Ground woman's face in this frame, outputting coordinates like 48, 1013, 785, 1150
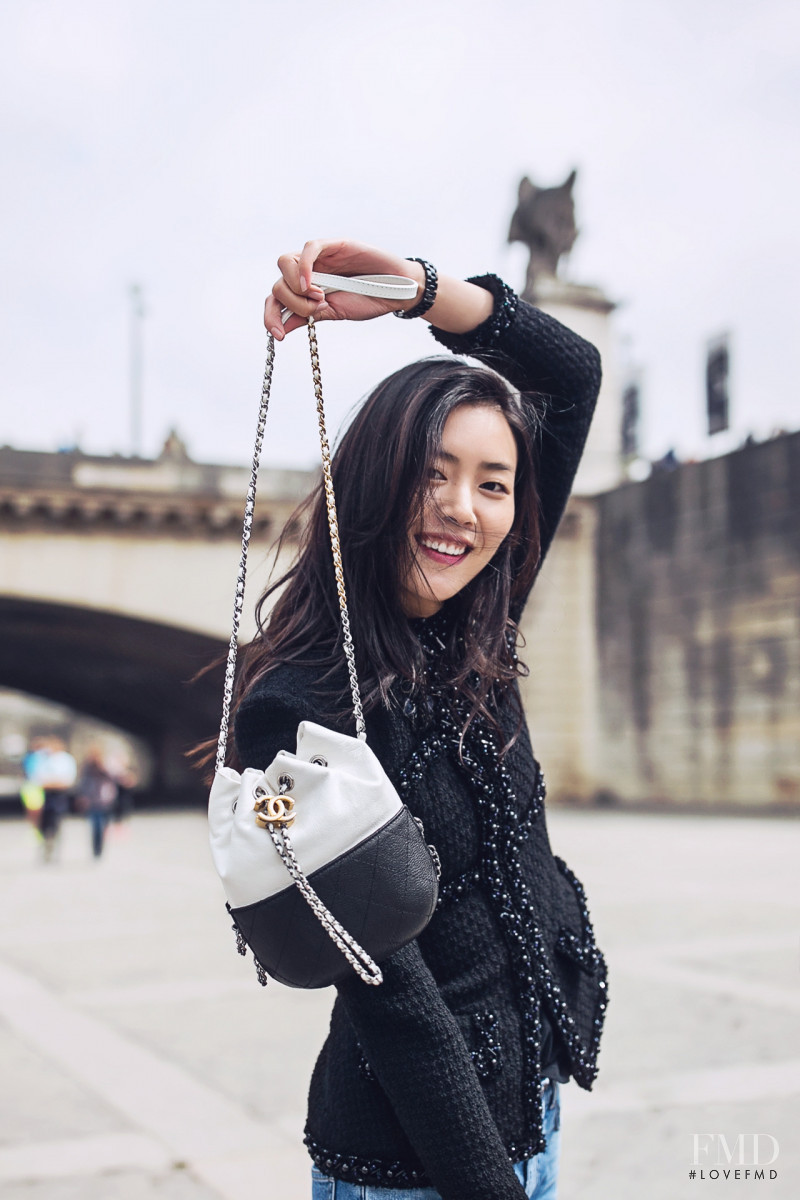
401, 403, 518, 618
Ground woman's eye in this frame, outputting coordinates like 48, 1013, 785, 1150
481, 480, 510, 494
430, 467, 446, 481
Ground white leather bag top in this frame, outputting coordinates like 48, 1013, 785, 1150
209, 721, 403, 910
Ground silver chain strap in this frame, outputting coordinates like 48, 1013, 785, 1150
216, 335, 276, 772
216, 318, 366, 770
264, 809, 383, 986
307, 318, 366, 739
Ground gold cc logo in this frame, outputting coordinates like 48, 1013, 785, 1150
253, 792, 296, 828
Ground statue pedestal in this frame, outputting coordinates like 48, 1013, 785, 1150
527, 276, 621, 496
518, 277, 619, 803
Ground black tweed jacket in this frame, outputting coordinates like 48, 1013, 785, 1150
235, 280, 606, 1200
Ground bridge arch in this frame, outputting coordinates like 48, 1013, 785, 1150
0, 597, 227, 801
0, 444, 315, 801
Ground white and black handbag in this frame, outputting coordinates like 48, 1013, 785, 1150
209, 280, 441, 989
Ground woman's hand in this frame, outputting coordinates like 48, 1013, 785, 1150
264, 239, 425, 339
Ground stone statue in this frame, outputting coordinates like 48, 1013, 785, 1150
508, 170, 578, 296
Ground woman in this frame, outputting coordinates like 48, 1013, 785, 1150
75, 748, 119, 858
233, 239, 607, 1200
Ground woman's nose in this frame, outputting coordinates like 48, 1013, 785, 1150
440, 481, 476, 528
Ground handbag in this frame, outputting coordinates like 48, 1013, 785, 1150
209, 277, 441, 990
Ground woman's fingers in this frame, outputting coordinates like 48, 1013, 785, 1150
263, 294, 287, 338
264, 238, 415, 337
278, 242, 353, 301
264, 280, 328, 339
296, 238, 351, 288
276, 250, 324, 299
273, 278, 323, 315
265, 243, 338, 338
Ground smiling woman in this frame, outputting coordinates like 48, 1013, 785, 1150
229, 348, 543, 747
218, 238, 604, 1200
403, 404, 519, 617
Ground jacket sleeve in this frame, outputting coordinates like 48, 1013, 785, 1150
234, 685, 527, 1200
429, 275, 602, 604
233, 683, 307, 772
337, 942, 528, 1200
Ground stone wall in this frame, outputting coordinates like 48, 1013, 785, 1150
592, 431, 800, 809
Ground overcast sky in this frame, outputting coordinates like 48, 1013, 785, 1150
2, 0, 798, 472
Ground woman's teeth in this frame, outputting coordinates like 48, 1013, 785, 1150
421, 538, 467, 557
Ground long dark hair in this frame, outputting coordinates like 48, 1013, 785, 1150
228, 356, 542, 756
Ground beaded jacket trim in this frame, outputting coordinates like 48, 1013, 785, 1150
401, 615, 606, 1130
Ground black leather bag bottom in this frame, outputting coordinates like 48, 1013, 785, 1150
229, 806, 439, 988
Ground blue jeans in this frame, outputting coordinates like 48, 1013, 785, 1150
89, 809, 110, 857
311, 1079, 561, 1199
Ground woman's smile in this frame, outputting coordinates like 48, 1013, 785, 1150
415, 533, 473, 563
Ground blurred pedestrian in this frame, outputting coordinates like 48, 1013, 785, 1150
75, 748, 118, 858
20, 737, 47, 842
32, 737, 77, 861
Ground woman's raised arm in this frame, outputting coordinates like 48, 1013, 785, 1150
264, 237, 603, 601
428, 278, 602, 590
264, 238, 493, 338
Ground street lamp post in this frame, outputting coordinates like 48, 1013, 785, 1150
129, 284, 144, 458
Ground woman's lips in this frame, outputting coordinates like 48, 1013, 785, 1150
415, 534, 472, 566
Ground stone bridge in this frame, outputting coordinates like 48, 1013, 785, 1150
0, 443, 316, 800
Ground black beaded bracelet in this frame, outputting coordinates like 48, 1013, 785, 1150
394, 257, 438, 320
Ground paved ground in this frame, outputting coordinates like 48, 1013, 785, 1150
0, 808, 797, 1200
